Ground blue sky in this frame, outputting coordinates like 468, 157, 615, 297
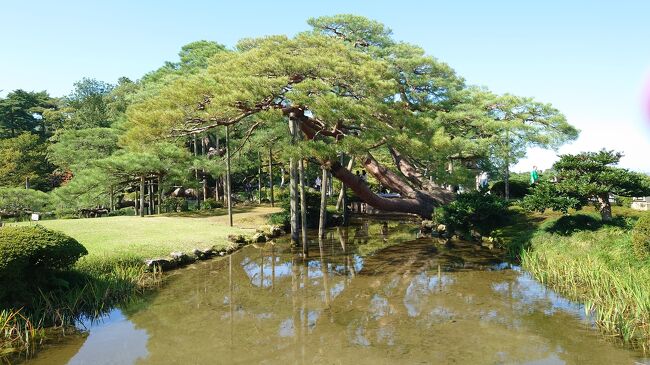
2, 0, 649, 172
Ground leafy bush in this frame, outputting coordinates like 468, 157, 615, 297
0, 225, 88, 305
490, 180, 531, 199
632, 214, 650, 259
435, 191, 509, 238
616, 196, 633, 208
521, 182, 580, 214
201, 198, 224, 210
269, 188, 325, 229
107, 207, 134, 217
161, 197, 188, 212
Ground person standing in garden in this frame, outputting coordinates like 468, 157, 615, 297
530, 165, 540, 185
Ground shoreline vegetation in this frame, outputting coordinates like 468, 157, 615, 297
2, 204, 649, 362
503, 206, 650, 350
0, 206, 280, 362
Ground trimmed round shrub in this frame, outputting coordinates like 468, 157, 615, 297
490, 180, 530, 199
0, 225, 87, 290
632, 214, 650, 259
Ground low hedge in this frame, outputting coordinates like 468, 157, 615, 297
490, 180, 531, 199
0, 225, 87, 305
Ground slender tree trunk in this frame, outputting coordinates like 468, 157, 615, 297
134, 189, 138, 216
504, 163, 510, 201
268, 147, 275, 207
139, 175, 145, 217
342, 179, 349, 226
25, 177, 30, 190
157, 175, 162, 214
319, 166, 328, 238
226, 125, 233, 227
193, 134, 199, 180
148, 179, 154, 215
289, 120, 299, 245
598, 194, 613, 221
215, 130, 222, 202
336, 156, 354, 211
328, 172, 333, 196
299, 158, 308, 256
281, 166, 286, 188
109, 186, 114, 212
258, 151, 262, 204
222, 174, 227, 203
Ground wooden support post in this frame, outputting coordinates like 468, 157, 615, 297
336, 156, 354, 211
299, 158, 308, 256
258, 151, 262, 204
318, 166, 328, 238
289, 120, 299, 245
226, 125, 233, 227
268, 147, 275, 207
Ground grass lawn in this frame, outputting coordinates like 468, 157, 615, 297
11, 206, 281, 262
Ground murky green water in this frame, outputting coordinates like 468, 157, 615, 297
25, 221, 650, 364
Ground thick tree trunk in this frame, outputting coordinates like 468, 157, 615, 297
362, 154, 418, 197
226, 125, 233, 226
298, 158, 308, 256
285, 111, 454, 218
319, 166, 328, 238
336, 156, 355, 211
139, 176, 145, 217
388, 147, 443, 191
598, 194, 613, 221
268, 147, 275, 207
329, 161, 443, 218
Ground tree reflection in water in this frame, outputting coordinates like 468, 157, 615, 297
25, 220, 648, 365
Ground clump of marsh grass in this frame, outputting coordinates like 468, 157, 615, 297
522, 216, 650, 350
1, 256, 163, 361
0, 308, 45, 363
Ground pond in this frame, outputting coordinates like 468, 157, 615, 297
25, 220, 650, 364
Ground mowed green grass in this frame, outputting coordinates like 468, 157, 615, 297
12, 206, 280, 261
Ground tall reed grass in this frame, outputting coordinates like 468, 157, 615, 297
521, 220, 650, 350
